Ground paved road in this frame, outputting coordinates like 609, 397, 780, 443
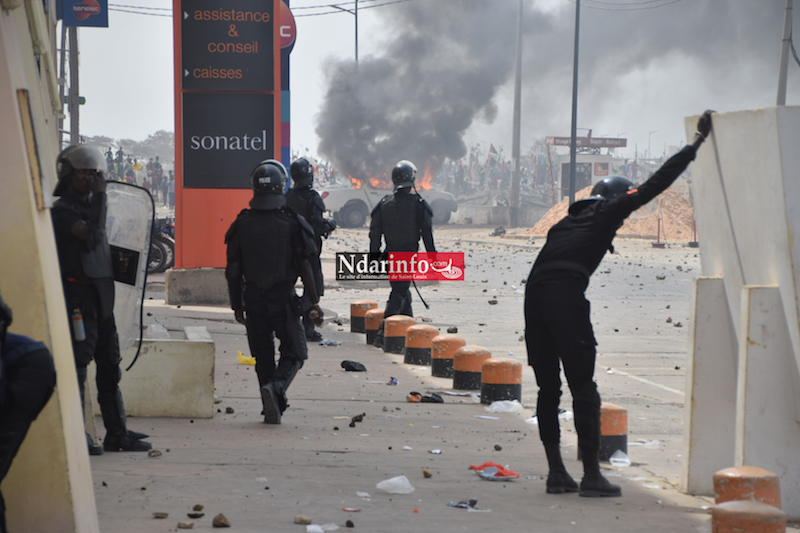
93, 226, 719, 532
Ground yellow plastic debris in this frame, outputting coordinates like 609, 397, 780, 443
237, 350, 256, 365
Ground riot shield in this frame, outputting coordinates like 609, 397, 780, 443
105, 182, 154, 351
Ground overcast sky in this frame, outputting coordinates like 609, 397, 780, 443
77, 0, 799, 162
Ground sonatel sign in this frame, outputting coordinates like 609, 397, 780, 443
182, 91, 274, 189
336, 253, 465, 281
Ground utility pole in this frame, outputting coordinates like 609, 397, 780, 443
510, 0, 523, 227
777, 0, 793, 105
68, 26, 80, 145
568, 0, 581, 204
58, 23, 67, 149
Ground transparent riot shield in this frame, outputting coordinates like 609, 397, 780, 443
105, 182, 154, 352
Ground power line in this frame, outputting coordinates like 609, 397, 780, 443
107, 0, 410, 18
294, 0, 411, 17
564, 0, 686, 11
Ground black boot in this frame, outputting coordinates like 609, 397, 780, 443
578, 445, 621, 497
103, 432, 152, 452
544, 443, 578, 494
260, 383, 282, 424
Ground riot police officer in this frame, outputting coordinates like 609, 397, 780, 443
369, 160, 436, 348
225, 160, 323, 424
0, 291, 56, 533
51, 145, 151, 454
285, 157, 336, 342
525, 111, 713, 498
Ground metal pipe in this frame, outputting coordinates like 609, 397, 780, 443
68, 26, 79, 145
568, 0, 580, 204
510, 0, 523, 227
777, 0, 793, 105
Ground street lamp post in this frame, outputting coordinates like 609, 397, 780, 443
332, 1, 359, 68
648, 130, 658, 161
568, 0, 581, 204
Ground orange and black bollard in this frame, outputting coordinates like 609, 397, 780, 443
404, 324, 440, 365
452, 346, 491, 390
383, 315, 416, 354
714, 466, 781, 508
364, 309, 384, 345
711, 501, 786, 533
599, 402, 628, 461
350, 300, 378, 333
431, 334, 466, 378
480, 358, 522, 404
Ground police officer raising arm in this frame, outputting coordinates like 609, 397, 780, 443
225, 160, 323, 425
525, 111, 713, 498
369, 160, 435, 348
285, 157, 336, 342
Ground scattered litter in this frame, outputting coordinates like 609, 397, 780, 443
422, 468, 432, 478
429, 449, 442, 454
447, 326, 458, 334
306, 373, 331, 377
643, 440, 660, 450
403, 446, 413, 451
609, 449, 631, 467
148, 449, 162, 458
388, 377, 399, 385
557, 410, 574, 421
306, 525, 339, 533
345, 520, 354, 528
448, 499, 490, 512
376, 475, 415, 494
153, 512, 168, 519
177, 522, 194, 529
295, 515, 312, 524
643, 483, 662, 489
356, 491, 371, 500
341, 508, 361, 512
187, 512, 204, 519
408, 391, 444, 403
524, 416, 538, 425
494, 444, 502, 451
473, 415, 499, 420
225, 407, 234, 414
525, 475, 540, 480
607, 369, 615, 374
470, 462, 520, 481
484, 400, 523, 413
319, 339, 342, 346
341, 360, 367, 372
236, 350, 255, 365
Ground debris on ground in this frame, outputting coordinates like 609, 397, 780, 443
212, 513, 231, 527
341, 360, 367, 372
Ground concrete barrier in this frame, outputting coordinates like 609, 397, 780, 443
714, 466, 781, 508
383, 315, 416, 354
431, 334, 465, 378
600, 402, 628, 461
350, 300, 377, 333
89, 326, 216, 418
365, 309, 384, 345
453, 346, 491, 390
480, 358, 522, 404
711, 501, 786, 533
403, 324, 439, 365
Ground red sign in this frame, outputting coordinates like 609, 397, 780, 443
594, 162, 609, 177
545, 137, 627, 148
280, 1, 296, 50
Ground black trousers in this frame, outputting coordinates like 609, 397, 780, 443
0, 335, 56, 533
524, 277, 601, 457
65, 282, 128, 440
385, 280, 412, 318
244, 288, 306, 391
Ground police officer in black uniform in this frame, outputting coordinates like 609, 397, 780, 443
285, 157, 336, 342
51, 145, 152, 455
0, 291, 56, 533
525, 111, 713, 498
225, 159, 323, 425
369, 160, 436, 348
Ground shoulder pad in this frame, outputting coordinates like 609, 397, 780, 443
311, 191, 326, 212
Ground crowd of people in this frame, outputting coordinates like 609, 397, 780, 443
104, 147, 175, 209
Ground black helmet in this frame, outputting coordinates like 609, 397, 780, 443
249, 159, 287, 210
54, 144, 107, 196
568, 175, 633, 215
391, 160, 416, 191
289, 157, 314, 188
